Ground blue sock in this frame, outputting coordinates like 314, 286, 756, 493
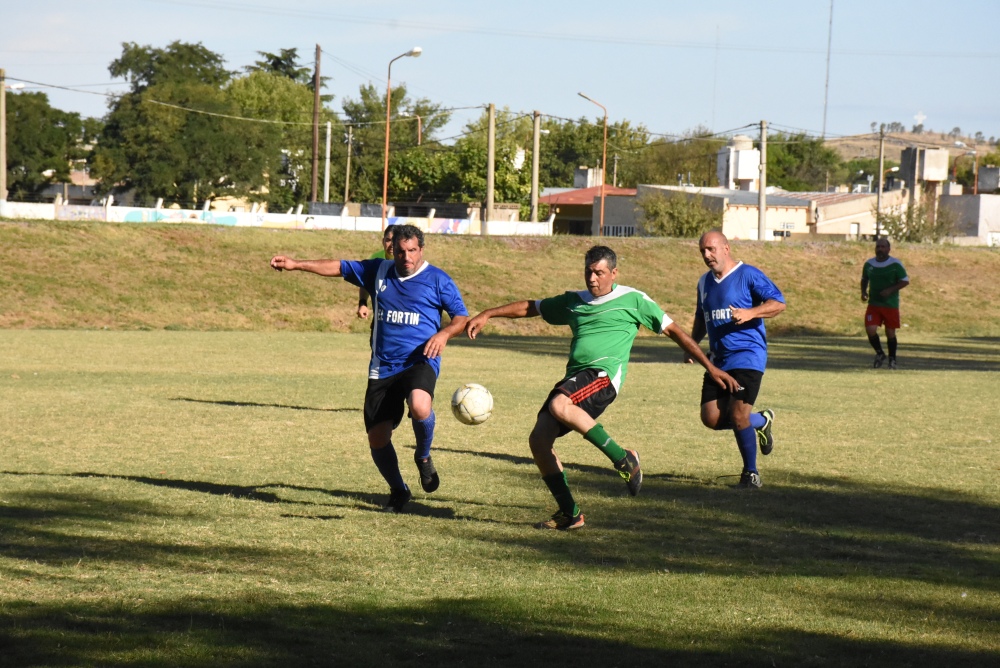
734, 426, 758, 473
749, 412, 766, 430
412, 411, 435, 460
371, 442, 407, 490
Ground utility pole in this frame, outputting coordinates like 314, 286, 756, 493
758, 120, 767, 241
822, 0, 834, 138
323, 121, 331, 203
484, 102, 495, 234
310, 44, 321, 203
0, 68, 7, 211
876, 123, 885, 238
343, 125, 353, 203
613, 153, 619, 188
530, 110, 540, 222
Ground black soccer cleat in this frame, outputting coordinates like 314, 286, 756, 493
873, 352, 887, 369
535, 510, 585, 531
756, 409, 775, 456
888, 357, 897, 370
414, 454, 440, 493
737, 470, 762, 489
615, 449, 643, 497
384, 486, 412, 513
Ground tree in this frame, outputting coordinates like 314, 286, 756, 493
634, 190, 721, 238
881, 202, 956, 243
765, 132, 844, 191
92, 41, 268, 206
4, 91, 88, 200
248, 47, 332, 104
627, 126, 723, 189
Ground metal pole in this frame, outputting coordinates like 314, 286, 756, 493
311, 44, 321, 203
530, 110, 540, 223
344, 125, 353, 203
381, 48, 422, 230
323, 121, 331, 203
876, 124, 885, 238
821, 0, 834, 138
758, 120, 767, 241
485, 102, 495, 233
0, 68, 7, 209
578, 93, 607, 236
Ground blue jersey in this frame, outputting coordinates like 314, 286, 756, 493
341, 259, 468, 379
696, 262, 784, 372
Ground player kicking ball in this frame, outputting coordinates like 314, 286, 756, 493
466, 246, 738, 530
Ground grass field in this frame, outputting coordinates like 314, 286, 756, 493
1, 330, 997, 666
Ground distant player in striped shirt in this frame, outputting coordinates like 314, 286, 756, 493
861, 238, 909, 369
466, 245, 738, 530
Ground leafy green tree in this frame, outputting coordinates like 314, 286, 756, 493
766, 132, 844, 191
4, 91, 87, 200
92, 41, 268, 206
881, 202, 956, 243
629, 127, 724, 188
634, 189, 721, 238
248, 47, 332, 103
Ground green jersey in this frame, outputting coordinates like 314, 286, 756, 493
863, 256, 908, 308
537, 284, 673, 392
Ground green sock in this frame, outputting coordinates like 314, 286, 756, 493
585, 423, 627, 464
542, 471, 579, 517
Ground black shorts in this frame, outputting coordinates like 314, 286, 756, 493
364, 362, 437, 432
700, 368, 764, 411
539, 368, 617, 438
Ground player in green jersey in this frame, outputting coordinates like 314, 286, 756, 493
861, 238, 909, 369
466, 246, 738, 530
357, 225, 395, 319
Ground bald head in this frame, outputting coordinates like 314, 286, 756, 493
698, 230, 734, 276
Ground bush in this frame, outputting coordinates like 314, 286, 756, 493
879, 202, 956, 243
635, 191, 721, 238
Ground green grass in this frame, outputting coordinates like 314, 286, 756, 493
1, 330, 998, 666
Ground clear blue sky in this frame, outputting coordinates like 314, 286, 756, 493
4, 0, 999, 142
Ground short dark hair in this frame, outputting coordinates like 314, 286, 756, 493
392, 224, 424, 251
585, 245, 617, 270
382, 225, 395, 242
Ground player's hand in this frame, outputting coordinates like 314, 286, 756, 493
711, 368, 741, 393
270, 256, 295, 271
465, 314, 489, 339
878, 288, 891, 298
423, 332, 449, 358
357, 304, 370, 319
729, 306, 751, 325
861, 291, 868, 303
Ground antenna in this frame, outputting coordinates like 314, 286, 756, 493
822, 0, 834, 138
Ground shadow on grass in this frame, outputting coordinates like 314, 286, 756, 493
171, 397, 361, 412
452, 334, 1000, 373
0, 596, 997, 667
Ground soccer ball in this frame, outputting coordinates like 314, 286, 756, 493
450, 383, 493, 426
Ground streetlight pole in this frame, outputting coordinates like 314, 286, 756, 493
578, 92, 607, 236
382, 47, 422, 230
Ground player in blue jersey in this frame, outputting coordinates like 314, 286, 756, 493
270, 224, 469, 512
687, 231, 786, 489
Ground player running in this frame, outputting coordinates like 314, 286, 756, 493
688, 231, 786, 489
861, 238, 909, 369
466, 245, 738, 530
270, 224, 468, 513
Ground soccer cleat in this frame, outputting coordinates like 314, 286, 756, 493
738, 470, 762, 489
615, 449, 643, 497
384, 486, 412, 513
535, 510, 585, 531
414, 454, 440, 493
888, 357, 897, 370
756, 409, 775, 456
873, 352, 886, 369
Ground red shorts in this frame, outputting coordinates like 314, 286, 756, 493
865, 305, 900, 330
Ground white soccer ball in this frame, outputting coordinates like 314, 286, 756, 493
450, 383, 493, 426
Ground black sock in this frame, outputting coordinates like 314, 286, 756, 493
887, 337, 897, 358
868, 334, 884, 355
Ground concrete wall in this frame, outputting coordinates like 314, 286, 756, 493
940, 194, 1000, 245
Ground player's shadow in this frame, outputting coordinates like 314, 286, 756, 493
170, 397, 360, 412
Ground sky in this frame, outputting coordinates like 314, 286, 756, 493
3, 0, 999, 144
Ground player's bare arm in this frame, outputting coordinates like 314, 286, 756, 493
878, 279, 909, 298
730, 299, 786, 325
465, 300, 539, 339
665, 322, 739, 392
424, 315, 470, 358
269, 256, 342, 277
860, 275, 870, 302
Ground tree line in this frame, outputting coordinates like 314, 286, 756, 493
5, 41, 1000, 217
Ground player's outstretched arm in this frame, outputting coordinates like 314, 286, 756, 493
424, 315, 470, 358
466, 301, 539, 339
665, 322, 740, 392
269, 256, 343, 277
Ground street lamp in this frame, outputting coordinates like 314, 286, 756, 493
402, 112, 422, 146
578, 92, 607, 236
382, 47, 422, 230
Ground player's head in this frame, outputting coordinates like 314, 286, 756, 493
874, 237, 890, 260
584, 245, 618, 298
382, 225, 396, 257
699, 230, 732, 275
392, 224, 425, 277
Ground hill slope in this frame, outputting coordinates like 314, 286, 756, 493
1, 220, 998, 336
